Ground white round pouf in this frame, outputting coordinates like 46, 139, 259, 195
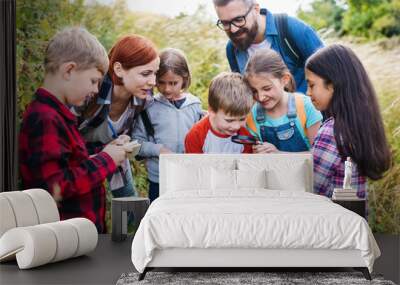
65, 218, 98, 257
0, 196, 17, 237
0, 189, 98, 269
1, 192, 39, 227
24, 189, 60, 223
0, 226, 57, 269
42, 221, 79, 262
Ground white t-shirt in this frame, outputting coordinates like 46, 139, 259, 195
107, 106, 130, 135
107, 106, 131, 191
247, 39, 271, 58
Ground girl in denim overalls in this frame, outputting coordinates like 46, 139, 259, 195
244, 48, 322, 153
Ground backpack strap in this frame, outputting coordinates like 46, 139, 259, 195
140, 110, 155, 139
274, 13, 304, 68
287, 93, 297, 119
294, 93, 307, 135
256, 103, 265, 123
226, 41, 240, 73
246, 112, 257, 134
123, 99, 147, 136
134, 110, 155, 161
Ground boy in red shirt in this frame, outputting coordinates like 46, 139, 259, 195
185, 72, 253, 153
19, 27, 127, 233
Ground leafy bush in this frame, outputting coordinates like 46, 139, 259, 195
297, 0, 345, 34
17, 0, 399, 233
298, 0, 400, 39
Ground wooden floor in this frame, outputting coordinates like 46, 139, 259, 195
0, 234, 398, 285
373, 234, 400, 284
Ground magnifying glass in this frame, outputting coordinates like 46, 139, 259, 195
231, 135, 262, 145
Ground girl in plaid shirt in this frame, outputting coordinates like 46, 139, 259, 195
305, 44, 391, 198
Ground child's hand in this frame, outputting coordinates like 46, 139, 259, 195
160, 146, 173, 154
252, 142, 279, 154
102, 144, 127, 166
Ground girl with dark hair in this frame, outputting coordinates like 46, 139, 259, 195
75, 35, 159, 199
132, 48, 203, 202
305, 44, 391, 198
244, 48, 322, 153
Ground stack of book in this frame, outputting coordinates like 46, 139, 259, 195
332, 188, 360, 200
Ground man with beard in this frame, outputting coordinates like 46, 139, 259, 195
214, 0, 323, 93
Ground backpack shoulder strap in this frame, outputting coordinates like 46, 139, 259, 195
246, 112, 257, 134
140, 110, 155, 139
287, 93, 297, 119
124, 99, 146, 136
226, 41, 240, 73
274, 13, 304, 67
294, 93, 307, 135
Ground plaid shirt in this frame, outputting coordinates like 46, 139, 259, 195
19, 88, 117, 232
312, 117, 366, 198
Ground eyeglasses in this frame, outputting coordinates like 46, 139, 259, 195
216, 5, 253, 31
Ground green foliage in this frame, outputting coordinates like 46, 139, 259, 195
132, 161, 149, 198
16, 0, 137, 118
17, 0, 84, 118
369, 79, 400, 234
356, 38, 400, 234
17, 0, 399, 233
298, 0, 400, 39
16, 1, 228, 115
297, 0, 345, 33
127, 5, 228, 106
369, 165, 400, 234
16, 0, 229, 215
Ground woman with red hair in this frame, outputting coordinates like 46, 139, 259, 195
75, 35, 159, 199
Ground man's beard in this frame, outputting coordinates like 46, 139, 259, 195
227, 21, 259, 51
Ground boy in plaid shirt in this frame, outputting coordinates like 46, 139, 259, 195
19, 27, 127, 233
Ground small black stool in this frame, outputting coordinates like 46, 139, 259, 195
111, 197, 150, 242
332, 198, 366, 219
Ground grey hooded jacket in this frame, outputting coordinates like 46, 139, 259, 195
132, 92, 203, 182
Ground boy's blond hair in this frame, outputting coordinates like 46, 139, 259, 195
208, 72, 253, 116
44, 27, 109, 75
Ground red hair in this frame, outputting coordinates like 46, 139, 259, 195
108, 35, 158, 85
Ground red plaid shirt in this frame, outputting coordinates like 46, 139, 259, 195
19, 88, 117, 233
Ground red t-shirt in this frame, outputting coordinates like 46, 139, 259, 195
185, 116, 252, 153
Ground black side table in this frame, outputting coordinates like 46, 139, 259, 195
111, 197, 150, 242
332, 199, 366, 219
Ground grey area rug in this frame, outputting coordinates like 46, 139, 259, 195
116, 271, 396, 285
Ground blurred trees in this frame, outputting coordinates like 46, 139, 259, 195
16, 0, 227, 117
17, 0, 85, 118
298, 0, 400, 38
17, 0, 399, 233
16, 0, 228, 229
297, 0, 345, 34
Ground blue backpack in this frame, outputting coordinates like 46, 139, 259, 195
226, 11, 304, 71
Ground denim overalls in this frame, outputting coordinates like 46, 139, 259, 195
256, 93, 309, 152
